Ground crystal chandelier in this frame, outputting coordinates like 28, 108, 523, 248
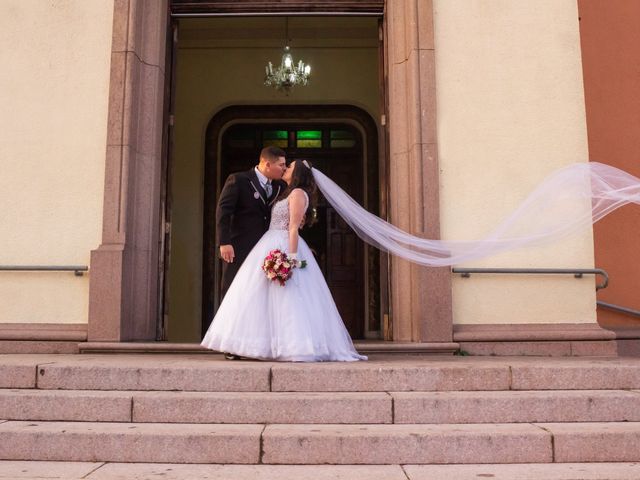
264, 18, 311, 94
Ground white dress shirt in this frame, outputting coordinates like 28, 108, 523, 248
254, 167, 272, 196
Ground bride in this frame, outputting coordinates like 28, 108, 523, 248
202, 157, 640, 361
201, 159, 367, 362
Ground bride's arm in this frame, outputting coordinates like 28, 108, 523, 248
287, 188, 306, 256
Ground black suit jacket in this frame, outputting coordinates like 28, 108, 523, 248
216, 168, 286, 294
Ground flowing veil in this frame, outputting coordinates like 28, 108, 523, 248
310, 162, 640, 267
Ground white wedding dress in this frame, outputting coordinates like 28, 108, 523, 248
201, 189, 367, 362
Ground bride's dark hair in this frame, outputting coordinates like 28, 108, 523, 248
280, 159, 318, 228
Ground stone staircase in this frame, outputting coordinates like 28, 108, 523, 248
1, 354, 640, 478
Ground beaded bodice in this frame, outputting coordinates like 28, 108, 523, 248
269, 190, 309, 231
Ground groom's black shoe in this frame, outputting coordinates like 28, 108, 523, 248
224, 352, 241, 360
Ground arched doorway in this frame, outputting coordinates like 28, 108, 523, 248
202, 105, 382, 340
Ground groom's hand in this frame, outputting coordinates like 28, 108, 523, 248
220, 245, 235, 263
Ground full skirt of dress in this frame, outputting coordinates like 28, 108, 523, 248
201, 230, 367, 362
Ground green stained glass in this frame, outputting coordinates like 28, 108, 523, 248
298, 140, 321, 148
297, 130, 322, 148
297, 130, 322, 140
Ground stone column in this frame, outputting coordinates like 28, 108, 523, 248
386, 0, 453, 342
88, 0, 168, 341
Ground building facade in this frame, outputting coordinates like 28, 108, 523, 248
1, 0, 637, 354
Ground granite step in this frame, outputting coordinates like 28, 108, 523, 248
537, 422, 640, 462
5, 461, 640, 480
3, 388, 640, 424
262, 423, 640, 464
34, 355, 273, 392
0, 421, 559, 464
0, 421, 263, 463
392, 389, 640, 423
32, 357, 512, 392
262, 423, 553, 464
403, 463, 640, 480
0, 461, 408, 479
5, 355, 640, 392
0, 389, 392, 424
131, 391, 391, 424
0, 389, 133, 422
271, 358, 640, 391
3, 354, 640, 466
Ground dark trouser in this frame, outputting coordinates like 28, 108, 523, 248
220, 250, 249, 301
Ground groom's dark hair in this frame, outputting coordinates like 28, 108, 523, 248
279, 159, 318, 228
260, 146, 286, 163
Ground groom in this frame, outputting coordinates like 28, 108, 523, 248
217, 146, 287, 299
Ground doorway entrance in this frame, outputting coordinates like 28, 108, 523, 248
93, 1, 454, 348
162, 14, 385, 343
202, 105, 381, 340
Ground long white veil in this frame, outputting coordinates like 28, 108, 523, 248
310, 162, 640, 267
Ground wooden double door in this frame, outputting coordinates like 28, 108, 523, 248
203, 122, 367, 338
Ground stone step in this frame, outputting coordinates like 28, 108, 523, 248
5, 461, 640, 480
537, 422, 640, 462
34, 355, 273, 391
0, 389, 133, 422
78, 341, 460, 355
0, 355, 42, 388
263, 423, 552, 464
0, 421, 552, 464
0, 389, 392, 424
1, 421, 639, 464
509, 359, 640, 390
269, 361, 512, 391
5, 355, 640, 392
0, 421, 262, 463
132, 391, 391, 424
263, 423, 640, 464
32, 356, 512, 391
393, 389, 640, 423
403, 463, 640, 480
4, 389, 640, 424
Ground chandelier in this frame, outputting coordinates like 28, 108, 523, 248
264, 18, 311, 93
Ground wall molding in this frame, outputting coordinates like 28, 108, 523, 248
0, 323, 87, 341
454, 323, 640, 342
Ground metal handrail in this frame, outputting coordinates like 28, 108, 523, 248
597, 301, 640, 318
0, 265, 89, 277
451, 267, 609, 290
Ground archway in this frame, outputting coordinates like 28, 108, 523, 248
202, 105, 384, 340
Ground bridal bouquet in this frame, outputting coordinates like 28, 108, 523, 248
262, 249, 306, 286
